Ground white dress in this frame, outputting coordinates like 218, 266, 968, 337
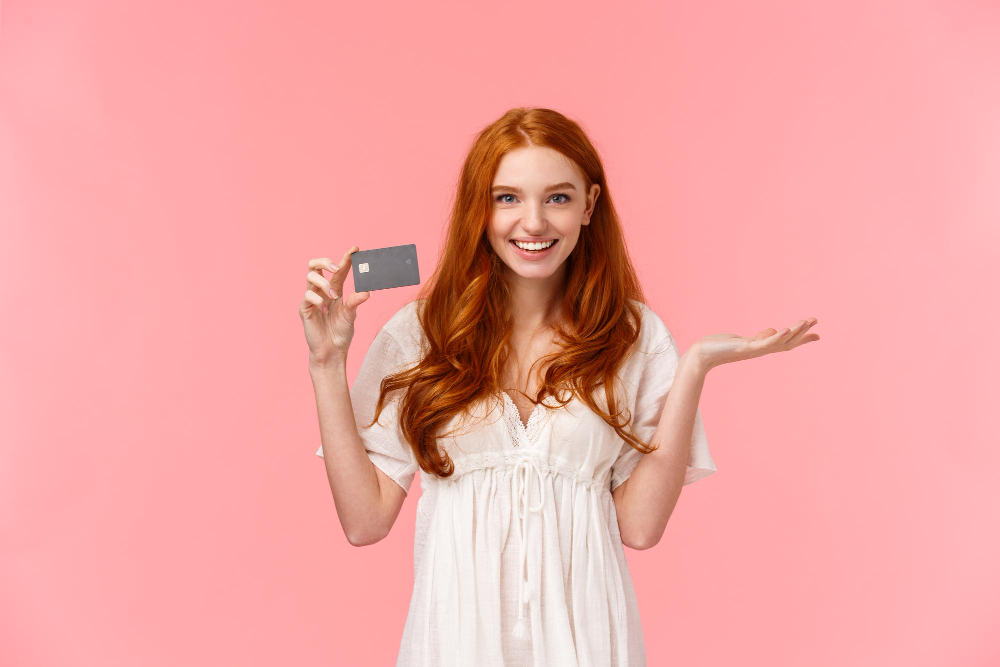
317, 299, 717, 666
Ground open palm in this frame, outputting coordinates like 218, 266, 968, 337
696, 317, 819, 370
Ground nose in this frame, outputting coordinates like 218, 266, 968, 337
521, 202, 547, 232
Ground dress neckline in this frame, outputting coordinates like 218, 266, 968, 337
499, 390, 547, 446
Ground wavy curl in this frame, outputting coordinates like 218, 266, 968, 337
366, 107, 661, 480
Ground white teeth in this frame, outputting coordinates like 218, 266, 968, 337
513, 240, 555, 250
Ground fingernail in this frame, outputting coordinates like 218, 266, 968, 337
329, 289, 336, 297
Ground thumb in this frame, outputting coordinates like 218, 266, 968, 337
342, 290, 372, 317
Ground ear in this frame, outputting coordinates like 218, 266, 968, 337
584, 183, 601, 221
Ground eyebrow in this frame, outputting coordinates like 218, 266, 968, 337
491, 182, 577, 194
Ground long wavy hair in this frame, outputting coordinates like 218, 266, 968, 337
367, 107, 659, 479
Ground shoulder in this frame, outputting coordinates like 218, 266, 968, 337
383, 299, 421, 332
627, 299, 674, 353
381, 299, 429, 361
621, 301, 680, 392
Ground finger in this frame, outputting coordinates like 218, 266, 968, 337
305, 258, 338, 296
768, 327, 791, 341
301, 289, 327, 316
785, 319, 815, 346
306, 270, 336, 300
752, 327, 778, 340
329, 245, 360, 291
747, 327, 787, 355
314, 256, 346, 280
340, 290, 372, 322
308, 257, 341, 276
753, 327, 791, 352
303, 290, 324, 307
306, 259, 340, 300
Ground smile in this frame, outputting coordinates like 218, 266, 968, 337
509, 239, 558, 260
512, 239, 556, 251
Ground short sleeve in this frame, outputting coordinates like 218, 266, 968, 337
315, 324, 419, 494
609, 313, 717, 492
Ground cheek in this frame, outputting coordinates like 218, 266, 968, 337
556, 221, 583, 241
488, 215, 514, 239
486, 221, 507, 251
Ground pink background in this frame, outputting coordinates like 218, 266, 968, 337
3, 1, 999, 665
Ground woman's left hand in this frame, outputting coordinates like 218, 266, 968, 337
692, 317, 820, 371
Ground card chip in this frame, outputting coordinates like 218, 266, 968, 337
359, 263, 369, 273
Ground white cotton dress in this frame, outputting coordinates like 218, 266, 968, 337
317, 299, 717, 666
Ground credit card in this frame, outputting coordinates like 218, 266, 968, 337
351, 243, 420, 292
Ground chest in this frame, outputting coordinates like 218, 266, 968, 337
428, 324, 645, 469
499, 332, 567, 428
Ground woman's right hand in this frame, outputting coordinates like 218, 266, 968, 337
299, 245, 372, 366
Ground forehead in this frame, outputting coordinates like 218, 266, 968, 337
492, 146, 580, 185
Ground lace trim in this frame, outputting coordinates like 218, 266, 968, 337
499, 390, 548, 447
448, 450, 605, 489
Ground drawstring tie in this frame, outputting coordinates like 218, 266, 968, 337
511, 456, 545, 640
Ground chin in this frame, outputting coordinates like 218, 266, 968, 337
506, 259, 564, 280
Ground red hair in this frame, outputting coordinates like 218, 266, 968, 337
369, 107, 657, 479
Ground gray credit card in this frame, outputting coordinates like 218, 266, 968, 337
351, 243, 420, 292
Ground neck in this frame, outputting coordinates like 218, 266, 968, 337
505, 265, 567, 334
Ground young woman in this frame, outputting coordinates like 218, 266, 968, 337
300, 107, 819, 666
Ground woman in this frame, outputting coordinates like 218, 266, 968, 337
300, 107, 819, 666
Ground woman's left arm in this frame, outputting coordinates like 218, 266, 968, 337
613, 317, 820, 550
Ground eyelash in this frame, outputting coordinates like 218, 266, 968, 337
495, 193, 571, 204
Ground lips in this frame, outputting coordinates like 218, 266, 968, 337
509, 239, 558, 260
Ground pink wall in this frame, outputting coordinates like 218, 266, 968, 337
3, 1, 998, 665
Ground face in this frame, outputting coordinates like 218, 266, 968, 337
487, 145, 600, 284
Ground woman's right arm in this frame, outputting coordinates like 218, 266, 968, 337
300, 247, 407, 547
310, 356, 407, 546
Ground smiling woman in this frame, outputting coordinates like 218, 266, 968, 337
487, 148, 601, 275
305, 107, 732, 667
